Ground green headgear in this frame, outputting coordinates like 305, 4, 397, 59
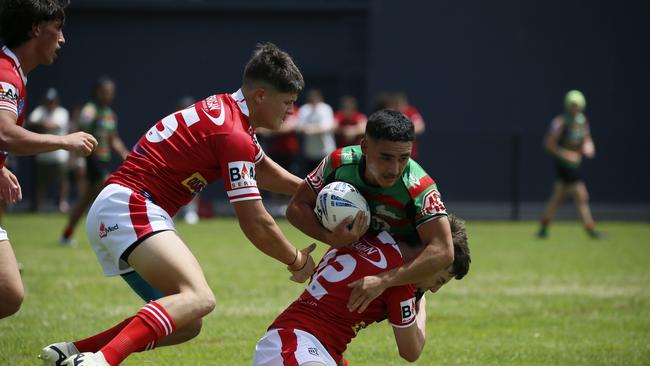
564, 90, 586, 111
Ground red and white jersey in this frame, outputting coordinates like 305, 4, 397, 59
107, 89, 264, 216
270, 231, 416, 364
0, 46, 28, 166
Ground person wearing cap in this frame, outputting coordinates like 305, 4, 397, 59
538, 90, 602, 239
27, 88, 71, 212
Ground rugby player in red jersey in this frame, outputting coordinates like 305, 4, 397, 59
253, 215, 470, 366
40, 43, 317, 366
0, 0, 97, 320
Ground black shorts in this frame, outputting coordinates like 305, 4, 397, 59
555, 163, 582, 184
86, 156, 112, 183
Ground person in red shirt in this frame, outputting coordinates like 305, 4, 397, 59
0, 0, 97, 320
395, 93, 425, 159
334, 96, 366, 148
39, 43, 316, 366
253, 215, 471, 366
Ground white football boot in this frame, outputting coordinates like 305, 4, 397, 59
62, 352, 110, 366
38, 342, 80, 366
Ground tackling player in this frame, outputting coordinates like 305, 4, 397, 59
287, 109, 454, 314
253, 215, 471, 366
39, 43, 316, 366
0, 0, 97, 319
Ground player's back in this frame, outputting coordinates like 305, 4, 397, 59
107, 89, 263, 216
270, 231, 416, 363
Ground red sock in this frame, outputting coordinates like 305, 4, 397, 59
100, 302, 175, 365
541, 217, 550, 226
62, 226, 74, 239
74, 317, 134, 353
585, 222, 594, 231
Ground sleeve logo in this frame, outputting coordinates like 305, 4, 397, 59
400, 297, 416, 323
228, 161, 257, 188
0, 82, 19, 103
421, 189, 446, 216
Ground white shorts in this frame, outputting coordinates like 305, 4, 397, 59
86, 184, 175, 277
0, 226, 8, 241
253, 328, 337, 366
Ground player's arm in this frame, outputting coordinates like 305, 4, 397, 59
544, 117, 580, 164
347, 217, 453, 313
232, 198, 316, 282
255, 155, 302, 195
286, 180, 368, 248
392, 295, 427, 362
0, 110, 97, 156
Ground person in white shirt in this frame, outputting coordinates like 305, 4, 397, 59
296, 89, 336, 176
26, 88, 70, 212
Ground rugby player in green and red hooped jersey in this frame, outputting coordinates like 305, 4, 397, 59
287, 109, 454, 314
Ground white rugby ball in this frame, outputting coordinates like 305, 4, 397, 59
314, 181, 371, 231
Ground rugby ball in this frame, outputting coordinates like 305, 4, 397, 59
314, 181, 371, 231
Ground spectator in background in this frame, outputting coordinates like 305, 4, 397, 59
26, 88, 70, 212
395, 92, 425, 159
60, 77, 129, 245
538, 90, 602, 239
296, 89, 336, 176
334, 95, 366, 148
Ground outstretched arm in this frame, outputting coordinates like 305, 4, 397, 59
0, 110, 97, 156
255, 155, 302, 195
232, 198, 316, 282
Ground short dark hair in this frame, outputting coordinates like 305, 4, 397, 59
243, 42, 304, 94
365, 109, 415, 142
448, 214, 471, 280
0, 0, 68, 49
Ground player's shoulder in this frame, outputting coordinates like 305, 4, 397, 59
329, 145, 362, 169
353, 231, 405, 269
400, 159, 437, 199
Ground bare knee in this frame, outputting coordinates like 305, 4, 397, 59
0, 284, 24, 318
186, 286, 216, 318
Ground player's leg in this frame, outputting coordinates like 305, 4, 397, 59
87, 230, 215, 365
570, 181, 602, 238
538, 181, 569, 238
0, 238, 24, 319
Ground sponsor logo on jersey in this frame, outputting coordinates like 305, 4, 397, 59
0, 82, 18, 104
182, 172, 208, 195
351, 320, 368, 335
352, 241, 387, 269
99, 222, 119, 238
407, 172, 420, 188
308, 348, 319, 356
228, 161, 256, 188
202, 95, 225, 125
421, 189, 446, 216
400, 297, 416, 324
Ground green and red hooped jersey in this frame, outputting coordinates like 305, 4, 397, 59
79, 102, 118, 162
306, 145, 447, 246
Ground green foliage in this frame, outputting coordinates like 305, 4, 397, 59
1, 215, 649, 365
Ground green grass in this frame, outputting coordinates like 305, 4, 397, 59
1, 214, 649, 365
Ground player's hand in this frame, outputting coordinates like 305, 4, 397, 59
0, 167, 22, 204
288, 243, 317, 283
62, 132, 97, 156
347, 275, 386, 313
330, 211, 369, 248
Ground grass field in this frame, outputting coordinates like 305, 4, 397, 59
0, 214, 649, 365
